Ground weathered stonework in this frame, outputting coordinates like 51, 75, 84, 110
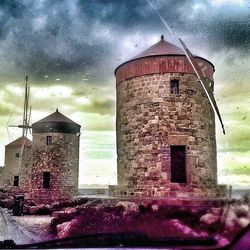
29, 110, 81, 204
110, 36, 226, 198
30, 133, 79, 203
1, 110, 81, 204
2, 137, 32, 194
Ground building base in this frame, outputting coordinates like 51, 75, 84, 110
109, 184, 228, 200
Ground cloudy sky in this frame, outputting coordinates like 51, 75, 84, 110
0, 0, 249, 188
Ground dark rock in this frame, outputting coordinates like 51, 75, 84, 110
223, 208, 237, 232
51, 211, 65, 219
210, 207, 223, 216
115, 201, 139, 216
50, 208, 79, 232
234, 204, 249, 218
27, 204, 50, 215
0, 192, 8, 199
0, 197, 13, 209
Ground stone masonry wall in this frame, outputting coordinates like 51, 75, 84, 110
30, 133, 79, 204
2, 145, 32, 193
111, 71, 226, 198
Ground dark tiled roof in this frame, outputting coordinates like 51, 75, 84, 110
5, 136, 32, 148
33, 109, 80, 126
132, 35, 185, 60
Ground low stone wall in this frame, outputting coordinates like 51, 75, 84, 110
109, 184, 228, 201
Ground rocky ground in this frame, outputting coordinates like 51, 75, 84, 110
13, 215, 54, 242
0, 190, 250, 248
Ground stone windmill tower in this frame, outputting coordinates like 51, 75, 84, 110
3, 137, 32, 191
110, 36, 226, 198
29, 109, 81, 204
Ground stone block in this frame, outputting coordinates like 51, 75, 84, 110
168, 135, 189, 145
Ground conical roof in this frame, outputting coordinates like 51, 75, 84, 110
115, 35, 192, 74
33, 109, 79, 125
132, 35, 185, 60
32, 109, 81, 134
5, 136, 32, 148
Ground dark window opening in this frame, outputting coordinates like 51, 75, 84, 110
170, 146, 186, 183
43, 172, 50, 188
170, 80, 179, 94
46, 136, 52, 145
13, 176, 19, 186
15, 152, 20, 158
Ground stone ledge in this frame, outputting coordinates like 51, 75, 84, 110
109, 184, 228, 201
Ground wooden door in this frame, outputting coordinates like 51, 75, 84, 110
170, 146, 186, 183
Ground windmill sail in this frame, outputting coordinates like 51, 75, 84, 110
8, 76, 32, 173
146, 0, 225, 134
178, 39, 225, 134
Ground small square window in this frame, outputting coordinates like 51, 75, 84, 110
15, 152, 20, 158
14, 176, 19, 186
170, 80, 179, 94
46, 136, 52, 145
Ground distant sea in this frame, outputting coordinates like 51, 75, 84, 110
232, 189, 250, 199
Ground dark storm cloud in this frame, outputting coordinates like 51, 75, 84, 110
211, 17, 250, 51
0, 0, 113, 78
77, 0, 144, 27
0, 0, 26, 17
0, 0, 249, 79
0, 0, 26, 38
77, 0, 250, 53
143, 0, 250, 53
76, 0, 194, 37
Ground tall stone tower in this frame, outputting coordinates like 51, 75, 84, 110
111, 35, 225, 198
30, 109, 81, 204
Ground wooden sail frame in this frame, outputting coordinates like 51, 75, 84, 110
146, 0, 225, 134
8, 76, 32, 174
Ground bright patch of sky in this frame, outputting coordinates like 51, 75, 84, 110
32, 86, 72, 99
79, 131, 116, 185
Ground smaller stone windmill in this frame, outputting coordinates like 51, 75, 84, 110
2, 77, 81, 204
29, 109, 81, 204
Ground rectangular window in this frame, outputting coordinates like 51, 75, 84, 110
43, 172, 50, 188
170, 80, 179, 94
13, 176, 19, 186
46, 136, 52, 145
170, 146, 186, 183
15, 152, 20, 158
